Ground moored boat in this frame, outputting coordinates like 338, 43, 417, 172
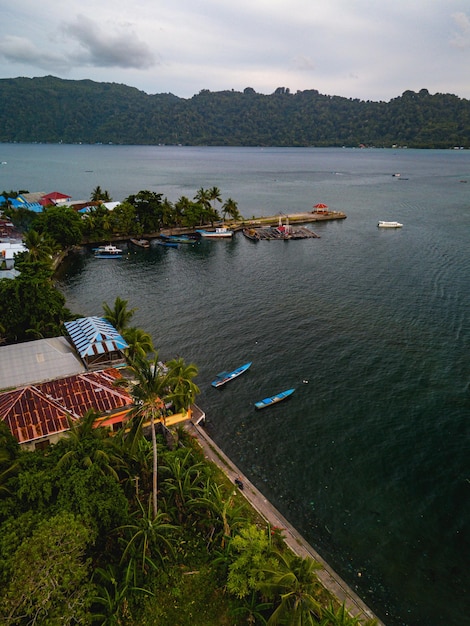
377, 221, 403, 228
155, 239, 178, 248
129, 238, 150, 248
254, 388, 295, 410
211, 362, 252, 388
93, 244, 123, 258
160, 233, 200, 245
196, 227, 234, 238
243, 228, 260, 241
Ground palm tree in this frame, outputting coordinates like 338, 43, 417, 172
117, 355, 171, 517
259, 551, 323, 625
161, 449, 206, 523
22, 229, 56, 264
91, 186, 112, 202
103, 297, 136, 333
165, 356, 199, 413
56, 409, 121, 481
208, 186, 222, 211
119, 496, 176, 573
222, 197, 242, 222
122, 326, 154, 361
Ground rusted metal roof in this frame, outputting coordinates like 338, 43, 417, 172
0, 369, 132, 444
64, 317, 128, 359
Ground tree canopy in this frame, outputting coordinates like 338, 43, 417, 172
0, 76, 468, 148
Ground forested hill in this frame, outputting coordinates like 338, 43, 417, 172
1, 75, 469, 148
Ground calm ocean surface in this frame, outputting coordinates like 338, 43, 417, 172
2, 145, 469, 625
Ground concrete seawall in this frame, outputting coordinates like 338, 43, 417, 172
186, 418, 384, 625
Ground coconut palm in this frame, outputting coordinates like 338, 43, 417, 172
165, 356, 199, 413
208, 186, 222, 210
222, 197, 242, 222
117, 355, 172, 517
22, 229, 56, 263
259, 551, 323, 625
102, 297, 136, 333
56, 409, 121, 481
122, 326, 154, 360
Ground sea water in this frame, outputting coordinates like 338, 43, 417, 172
1, 144, 469, 625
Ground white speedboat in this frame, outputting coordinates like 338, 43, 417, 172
93, 244, 123, 258
377, 221, 403, 228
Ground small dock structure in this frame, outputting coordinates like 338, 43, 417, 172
253, 216, 320, 240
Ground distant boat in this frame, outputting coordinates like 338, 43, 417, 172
129, 238, 150, 248
377, 221, 403, 228
196, 227, 234, 238
93, 244, 123, 258
254, 388, 295, 410
211, 362, 252, 388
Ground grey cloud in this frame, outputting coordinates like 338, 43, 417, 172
0, 36, 69, 71
63, 15, 156, 69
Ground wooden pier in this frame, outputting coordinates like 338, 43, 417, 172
255, 225, 320, 240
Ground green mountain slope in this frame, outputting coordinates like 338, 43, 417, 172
0, 76, 468, 148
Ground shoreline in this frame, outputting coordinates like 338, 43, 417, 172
186, 417, 384, 625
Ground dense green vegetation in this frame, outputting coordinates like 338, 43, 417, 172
0, 293, 378, 624
0, 76, 469, 148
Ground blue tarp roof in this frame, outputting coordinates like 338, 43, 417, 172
64, 317, 128, 358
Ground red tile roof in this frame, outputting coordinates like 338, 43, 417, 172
0, 369, 132, 444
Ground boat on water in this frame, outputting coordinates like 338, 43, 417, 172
211, 362, 252, 388
377, 221, 403, 228
159, 233, 200, 245
243, 228, 260, 242
196, 227, 234, 238
129, 238, 150, 248
254, 388, 295, 410
93, 244, 123, 258
155, 239, 178, 248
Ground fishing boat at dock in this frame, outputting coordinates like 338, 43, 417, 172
159, 233, 200, 245
93, 244, 123, 258
243, 228, 260, 241
196, 227, 234, 238
211, 362, 252, 388
254, 388, 295, 410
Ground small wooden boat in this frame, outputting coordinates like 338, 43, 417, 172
196, 227, 234, 238
130, 238, 150, 248
243, 228, 260, 241
93, 244, 123, 258
377, 221, 403, 228
254, 388, 295, 410
211, 362, 252, 388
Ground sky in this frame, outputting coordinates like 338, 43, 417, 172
1, 0, 469, 102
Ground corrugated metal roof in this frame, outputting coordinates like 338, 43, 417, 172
0, 337, 86, 391
64, 317, 128, 358
0, 368, 132, 444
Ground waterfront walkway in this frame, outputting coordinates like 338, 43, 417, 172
186, 417, 384, 625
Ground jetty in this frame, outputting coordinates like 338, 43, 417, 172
186, 416, 384, 626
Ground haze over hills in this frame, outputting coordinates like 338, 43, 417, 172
0, 75, 469, 148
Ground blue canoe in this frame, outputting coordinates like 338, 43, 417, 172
254, 388, 295, 410
211, 362, 252, 388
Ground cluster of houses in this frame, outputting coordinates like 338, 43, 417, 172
0, 190, 119, 274
0, 316, 198, 452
